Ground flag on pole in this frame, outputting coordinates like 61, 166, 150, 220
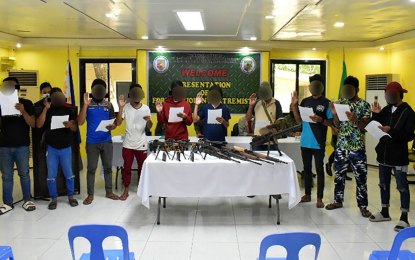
338, 61, 347, 99
63, 60, 75, 106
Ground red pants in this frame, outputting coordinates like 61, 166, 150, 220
122, 148, 147, 187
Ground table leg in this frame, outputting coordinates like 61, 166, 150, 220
268, 195, 272, 208
157, 197, 161, 225
163, 197, 167, 208
276, 197, 281, 225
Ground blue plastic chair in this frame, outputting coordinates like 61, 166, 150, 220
257, 232, 321, 260
0, 246, 14, 260
369, 226, 415, 260
68, 224, 135, 260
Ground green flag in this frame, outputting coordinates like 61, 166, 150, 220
338, 61, 347, 99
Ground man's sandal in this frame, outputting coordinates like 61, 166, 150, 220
83, 196, 94, 205
120, 194, 129, 201
300, 195, 311, 203
360, 208, 372, 218
48, 201, 57, 210
106, 193, 120, 200
69, 198, 78, 207
369, 212, 391, 222
22, 201, 36, 212
0, 204, 14, 215
325, 203, 343, 210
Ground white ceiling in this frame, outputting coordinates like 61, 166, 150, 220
0, 0, 415, 51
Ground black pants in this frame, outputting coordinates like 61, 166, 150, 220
301, 147, 325, 199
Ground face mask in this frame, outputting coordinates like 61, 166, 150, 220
172, 87, 187, 102
341, 84, 357, 100
51, 93, 66, 107
1, 82, 16, 96
258, 86, 272, 100
309, 81, 324, 96
385, 91, 400, 106
129, 87, 145, 103
91, 84, 107, 100
207, 90, 222, 105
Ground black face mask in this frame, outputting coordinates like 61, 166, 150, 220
309, 81, 324, 96
258, 86, 272, 101
129, 87, 145, 103
91, 84, 107, 102
341, 84, 357, 101
171, 87, 187, 102
207, 90, 222, 105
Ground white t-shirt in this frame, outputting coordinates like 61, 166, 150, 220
122, 103, 150, 151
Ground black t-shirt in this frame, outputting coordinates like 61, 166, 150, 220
44, 106, 76, 149
300, 96, 331, 149
0, 98, 35, 147
34, 99, 45, 108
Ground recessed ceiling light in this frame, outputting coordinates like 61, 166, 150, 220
334, 22, 344, 27
312, 48, 316, 51
265, 15, 274, 19
157, 46, 165, 51
298, 32, 321, 36
241, 47, 250, 52
142, 36, 148, 40
380, 46, 385, 50
105, 13, 117, 18
176, 11, 205, 30
16, 43, 21, 48
250, 37, 257, 41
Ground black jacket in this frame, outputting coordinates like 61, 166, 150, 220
372, 102, 415, 166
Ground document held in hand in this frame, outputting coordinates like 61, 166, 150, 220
207, 109, 222, 124
0, 90, 21, 116
51, 115, 69, 130
96, 119, 115, 132
365, 120, 391, 141
168, 107, 185, 123
334, 104, 351, 121
299, 106, 316, 123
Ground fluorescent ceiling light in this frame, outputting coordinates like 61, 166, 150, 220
16, 43, 21, 48
298, 32, 321, 36
277, 32, 297, 38
142, 36, 148, 40
250, 37, 257, 41
380, 46, 385, 50
176, 11, 205, 31
312, 48, 316, 51
334, 22, 344, 27
241, 47, 250, 52
265, 15, 275, 19
105, 13, 117, 18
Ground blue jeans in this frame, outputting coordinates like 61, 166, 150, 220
46, 146, 74, 199
334, 148, 368, 208
0, 146, 31, 206
379, 164, 410, 212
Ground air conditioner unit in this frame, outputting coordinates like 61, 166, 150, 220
365, 74, 400, 166
8, 70, 39, 102
1, 57, 16, 71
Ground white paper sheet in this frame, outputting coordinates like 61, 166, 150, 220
0, 90, 21, 116
299, 106, 315, 123
334, 104, 351, 121
95, 119, 115, 132
207, 109, 222, 124
255, 120, 269, 130
134, 109, 149, 125
168, 107, 184, 123
365, 120, 391, 141
51, 115, 69, 130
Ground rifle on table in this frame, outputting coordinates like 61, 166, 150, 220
196, 139, 241, 163
217, 146, 262, 165
250, 124, 302, 157
233, 146, 287, 164
149, 139, 172, 162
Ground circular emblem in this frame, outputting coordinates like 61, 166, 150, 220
153, 56, 169, 73
240, 57, 256, 74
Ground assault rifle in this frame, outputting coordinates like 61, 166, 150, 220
233, 146, 287, 164
250, 124, 302, 156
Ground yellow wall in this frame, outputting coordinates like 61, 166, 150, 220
6, 47, 411, 158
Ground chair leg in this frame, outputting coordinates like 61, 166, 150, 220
268, 195, 272, 208
157, 197, 161, 225
276, 196, 281, 225
163, 197, 167, 208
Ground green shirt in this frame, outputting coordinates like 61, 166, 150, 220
337, 98, 371, 150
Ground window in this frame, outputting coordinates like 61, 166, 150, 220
270, 59, 327, 113
79, 59, 137, 112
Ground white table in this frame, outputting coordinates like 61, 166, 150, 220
137, 151, 300, 225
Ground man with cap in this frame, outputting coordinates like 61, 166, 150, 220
291, 74, 333, 208
36, 87, 78, 210
246, 81, 283, 150
369, 82, 415, 232
0, 77, 36, 214
326, 76, 372, 218
34, 82, 52, 108
193, 84, 231, 143
155, 80, 193, 140
77, 79, 119, 205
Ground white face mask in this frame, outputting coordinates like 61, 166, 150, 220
42, 93, 50, 99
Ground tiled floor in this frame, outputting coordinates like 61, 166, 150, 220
1, 165, 415, 260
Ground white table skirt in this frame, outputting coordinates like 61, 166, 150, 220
112, 135, 304, 171
137, 151, 301, 210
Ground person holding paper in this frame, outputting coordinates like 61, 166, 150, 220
246, 81, 283, 150
36, 88, 78, 210
155, 80, 192, 140
34, 82, 52, 108
369, 82, 415, 231
193, 84, 231, 143
290, 74, 333, 208
77, 79, 119, 205
115, 84, 152, 201
0, 77, 36, 215
326, 76, 372, 218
